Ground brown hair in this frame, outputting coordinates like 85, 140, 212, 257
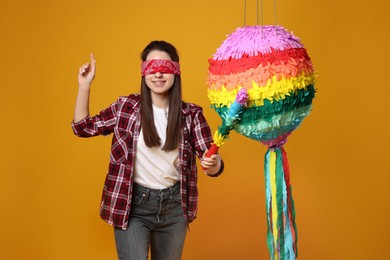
140, 41, 182, 151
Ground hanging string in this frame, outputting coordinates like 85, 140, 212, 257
245, 0, 277, 29
274, 0, 279, 35
245, 0, 264, 30
244, 0, 247, 26
259, 0, 263, 34
274, 0, 278, 25
260, 0, 264, 26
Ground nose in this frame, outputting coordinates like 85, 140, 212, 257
154, 72, 163, 78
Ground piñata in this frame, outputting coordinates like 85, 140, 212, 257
206, 25, 317, 260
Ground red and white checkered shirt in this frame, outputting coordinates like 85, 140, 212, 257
72, 94, 223, 230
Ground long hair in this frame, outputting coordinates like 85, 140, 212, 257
140, 40, 182, 151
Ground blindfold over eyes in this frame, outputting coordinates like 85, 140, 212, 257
141, 59, 181, 76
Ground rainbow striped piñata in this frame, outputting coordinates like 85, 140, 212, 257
206, 25, 317, 260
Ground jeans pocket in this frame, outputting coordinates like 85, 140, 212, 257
132, 194, 146, 205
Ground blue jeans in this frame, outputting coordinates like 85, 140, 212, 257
114, 182, 187, 260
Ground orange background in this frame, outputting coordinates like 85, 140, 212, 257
1, 0, 389, 259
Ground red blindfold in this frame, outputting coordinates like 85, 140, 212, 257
141, 59, 181, 76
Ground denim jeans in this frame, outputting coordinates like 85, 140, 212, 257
114, 182, 187, 260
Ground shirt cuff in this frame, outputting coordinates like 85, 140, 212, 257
206, 159, 224, 177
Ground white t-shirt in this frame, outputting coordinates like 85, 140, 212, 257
133, 105, 179, 189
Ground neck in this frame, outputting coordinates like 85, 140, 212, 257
151, 93, 169, 109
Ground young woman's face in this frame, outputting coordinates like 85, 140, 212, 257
144, 50, 175, 97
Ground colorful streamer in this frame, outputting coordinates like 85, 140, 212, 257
265, 147, 297, 260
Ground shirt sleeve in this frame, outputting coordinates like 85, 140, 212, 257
191, 107, 212, 156
71, 97, 121, 137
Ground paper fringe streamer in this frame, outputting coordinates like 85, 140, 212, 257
265, 147, 297, 260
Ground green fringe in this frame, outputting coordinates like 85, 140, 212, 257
212, 84, 315, 124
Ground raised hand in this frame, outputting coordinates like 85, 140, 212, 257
78, 53, 96, 90
74, 53, 96, 123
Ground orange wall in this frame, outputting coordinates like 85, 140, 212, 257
1, 0, 389, 259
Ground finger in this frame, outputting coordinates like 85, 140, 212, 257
202, 159, 214, 166
202, 159, 217, 168
80, 65, 86, 74
90, 53, 95, 64
201, 162, 209, 169
79, 63, 90, 75
210, 154, 218, 159
204, 156, 217, 161
90, 53, 96, 71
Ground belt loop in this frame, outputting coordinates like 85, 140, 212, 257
169, 186, 174, 198
144, 187, 150, 200
169, 187, 173, 200
169, 182, 178, 198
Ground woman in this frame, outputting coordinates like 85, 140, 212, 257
72, 41, 224, 260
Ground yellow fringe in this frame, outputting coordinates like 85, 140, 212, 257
213, 131, 226, 147
207, 73, 317, 107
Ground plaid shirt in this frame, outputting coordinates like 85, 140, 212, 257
72, 94, 223, 230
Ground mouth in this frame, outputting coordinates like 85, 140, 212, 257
152, 80, 166, 85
